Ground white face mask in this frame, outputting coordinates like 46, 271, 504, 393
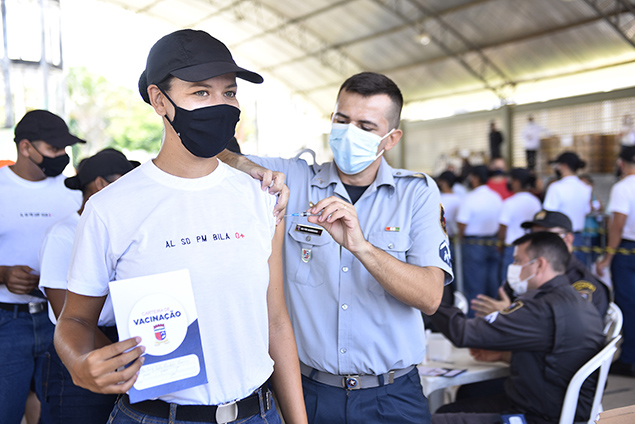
329, 123, 395, 175
506, 259, 536, 295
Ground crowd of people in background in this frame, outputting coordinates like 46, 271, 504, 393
0, 26, 634, 424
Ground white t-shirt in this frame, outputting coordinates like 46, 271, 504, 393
39, 212, 115, 326
440, 192, 462, 237
67, 159, 277, 405
457, 185, 503, 236
620, 124, 635, 146
0, 166, 81, 303
499, 192, 542, 245
543, 176, 592, 232
521, 122, 547, 150
607, 174, 635, 241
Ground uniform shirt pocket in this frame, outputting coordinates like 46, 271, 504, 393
366, 231, 413, 295
287, 224, 335, 287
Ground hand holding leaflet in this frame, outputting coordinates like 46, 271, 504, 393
109, 269, 207, 403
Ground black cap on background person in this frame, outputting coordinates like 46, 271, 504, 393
65, 148, 138, 190
138, 29, 263, 104
549, 151, 586, 172
521, 210, 573, 233
14, 110, 86, 148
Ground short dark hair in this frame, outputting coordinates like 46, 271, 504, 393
338, 72, 403, 129
509, 167, 536, 189
513, 232, 570, 273
470, 165, 490, 185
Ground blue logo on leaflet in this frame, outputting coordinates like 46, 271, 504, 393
439, 240, 451, 266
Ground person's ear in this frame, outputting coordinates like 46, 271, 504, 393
382, 129, 403, 153
148, 84, 169, 118
93, 176, 110, 191
17, 139, 33, 157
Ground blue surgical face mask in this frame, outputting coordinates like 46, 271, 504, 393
329, 123, 395, 175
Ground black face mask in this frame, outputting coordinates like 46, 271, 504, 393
555, 168, 562, 179
30, 145, 69, 177
163, 92, 240, 158
506, 181, 513, 192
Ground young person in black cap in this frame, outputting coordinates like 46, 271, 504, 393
0, 109, 85, 424
39, 148, 137, 424
54, 30, 306, 424
544, 151, 592, 265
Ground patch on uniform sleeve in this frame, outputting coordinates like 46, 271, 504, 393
484, 311, 500, 324
501, 300, 524, 315
439, 240, 452, 267
572, 280, 596, 303
440, 204, 448, 237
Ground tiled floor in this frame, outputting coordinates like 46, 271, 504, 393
602, 374, 635, 412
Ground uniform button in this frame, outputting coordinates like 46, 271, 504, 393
396, 172, 402, 175
340, 348, 347, 354
341, 304, 348, 310
388, 243, 394, 249
306, 236, 311, 241
342, 266, 349, 272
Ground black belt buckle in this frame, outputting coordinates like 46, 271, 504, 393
343, 375, 361, 390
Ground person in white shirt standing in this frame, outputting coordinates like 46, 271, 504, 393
497, 168, 542, 275
39, 149, 137, 424
597, 145, 635, 377
0, 110, 84, 424
543, 151, 592, 266
520, 115, 549, 171
456, 165, 503, 315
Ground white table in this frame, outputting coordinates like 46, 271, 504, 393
419, 346, 510, 412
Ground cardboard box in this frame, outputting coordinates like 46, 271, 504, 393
595, 405, 635, 423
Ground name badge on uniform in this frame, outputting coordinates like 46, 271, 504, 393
302, 248, 312, 263
296, 224, 323, 236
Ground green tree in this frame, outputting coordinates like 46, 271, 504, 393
66, 67, 162, 164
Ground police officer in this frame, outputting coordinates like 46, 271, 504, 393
431, 232, 605, 424
472, 210, 610, 318
221, 72, 453, 424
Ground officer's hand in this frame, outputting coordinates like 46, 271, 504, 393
71, 337, 145, 394
248, 167, 289, 224
471, 287, 511, 317
469, 348, 506, 362
307, 197, 366, 253
1, 265, 39, 294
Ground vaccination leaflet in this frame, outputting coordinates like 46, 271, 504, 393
109, 269, 207, 403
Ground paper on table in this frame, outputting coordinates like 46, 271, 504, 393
109, 269, 207, 403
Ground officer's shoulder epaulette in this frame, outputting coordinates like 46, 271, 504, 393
393, 169, 429, 181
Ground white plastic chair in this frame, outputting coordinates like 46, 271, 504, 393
453, 291, 468, 314
558, 335, 621, 424
602, 302, 623, 340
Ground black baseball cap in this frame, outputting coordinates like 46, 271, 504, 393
138, 29, 263, 104
619, 146, 635, 163
65, 148, 138, 190
549, 151, 586, 171
14, 110, 86, 148
521, 210, 573, 233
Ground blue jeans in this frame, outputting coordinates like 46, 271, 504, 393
461, 238, 501, 317
43, 327, 118, 424
302, 368, 430, 424
0, 306, 54, 424
612, 239, 635, 364
107, 395, 282, 424
500, 246, 514, 281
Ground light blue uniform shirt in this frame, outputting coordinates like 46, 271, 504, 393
250, 154, 453, 375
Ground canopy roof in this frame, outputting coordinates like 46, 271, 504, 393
101, 0, 635, 114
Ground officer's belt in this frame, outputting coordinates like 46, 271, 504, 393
0, 301, 46, 314
300, 362, 415, 390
